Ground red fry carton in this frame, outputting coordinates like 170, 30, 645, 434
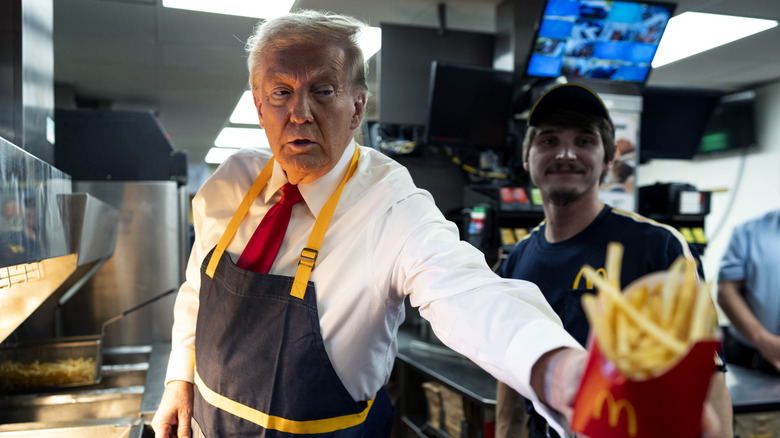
571, 338, 720, 438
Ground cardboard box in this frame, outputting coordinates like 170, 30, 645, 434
441, 384, 466, 437
422, 381, 443, 429
735, 411, 780, 438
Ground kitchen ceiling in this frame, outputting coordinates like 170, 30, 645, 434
52, 0, 780, 166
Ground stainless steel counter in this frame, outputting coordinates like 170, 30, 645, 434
127, 342, 171, 438
396, 329, 496, 406
726, 364, 780, 413
139, 342, 171, 421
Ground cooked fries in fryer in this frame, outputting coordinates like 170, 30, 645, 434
581, 242, 718, 379
0, 357, 97, 390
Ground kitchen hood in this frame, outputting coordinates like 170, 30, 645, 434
0, 137, 119, 344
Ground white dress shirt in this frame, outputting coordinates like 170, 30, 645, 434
166, 140, 581, 427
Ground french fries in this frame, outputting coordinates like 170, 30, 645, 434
0, 357, 97, 389
581, 242, 719, 379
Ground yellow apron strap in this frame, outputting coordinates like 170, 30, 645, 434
194, 366, 374, 434
205, 157, 275, 278
290, 147, 360, 299
205, 147, 359, 292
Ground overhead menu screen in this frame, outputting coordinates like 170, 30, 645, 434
525, 0, 676, 83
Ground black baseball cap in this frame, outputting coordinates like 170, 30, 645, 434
527, 83, 613, 132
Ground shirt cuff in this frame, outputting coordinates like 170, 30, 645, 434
501, 319, 584, 437
164, 346, 195, 386
717, 261, 745, 282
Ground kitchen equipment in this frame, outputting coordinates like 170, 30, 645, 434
0, 288, 176, 392
0, 189, 120, 345
63, 180, 187, 348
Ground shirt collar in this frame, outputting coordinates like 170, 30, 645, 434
266, 139, 357, 218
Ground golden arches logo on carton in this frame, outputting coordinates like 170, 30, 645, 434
573, 267, 607, 289
592, 389, 638, 437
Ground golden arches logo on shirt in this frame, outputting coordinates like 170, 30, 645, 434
592, 389, 637, 437
573, 266, 606, 289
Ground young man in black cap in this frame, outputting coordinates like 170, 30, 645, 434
495, 83, 733, 438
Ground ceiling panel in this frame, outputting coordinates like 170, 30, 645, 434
52, 0, 780, 165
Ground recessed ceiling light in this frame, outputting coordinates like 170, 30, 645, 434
359, 26, 382, 60
653, 12, 779, 68
205, 147, 240, 164
215, 127, 269, 149
229, 91, 257, 125
162, 0, 295, 19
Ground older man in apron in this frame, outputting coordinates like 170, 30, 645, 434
153, 9, 590, 438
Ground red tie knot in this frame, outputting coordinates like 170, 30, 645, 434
280, 183, 303, 206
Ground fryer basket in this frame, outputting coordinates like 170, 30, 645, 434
0, 335, 103, 391
0, 288, 175, 392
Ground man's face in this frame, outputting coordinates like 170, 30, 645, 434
525, 125, 612, 206
253, 43, 366, 184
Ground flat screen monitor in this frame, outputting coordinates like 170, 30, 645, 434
424, 62, 515, 149
697, 91, 757, 156
639, 86, 723, 162
525, 0, 676, 83
379, 23, 495, 126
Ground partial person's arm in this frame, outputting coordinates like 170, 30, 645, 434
530, 348, 587, 422
387, 192, 583, 435
718, 279, 780, 371
495, 381, 527, 438
705, 371, 733, 438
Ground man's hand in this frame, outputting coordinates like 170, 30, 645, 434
531, 347, 588, 422
532, 348, 726, 438
755, 332, 780, 372
152, 380, 194, 438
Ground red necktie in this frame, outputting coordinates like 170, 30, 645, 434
237, 183, 304, 274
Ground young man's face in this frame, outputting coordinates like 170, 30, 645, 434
252, 42, 366, 185
525, 125, 612, 206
